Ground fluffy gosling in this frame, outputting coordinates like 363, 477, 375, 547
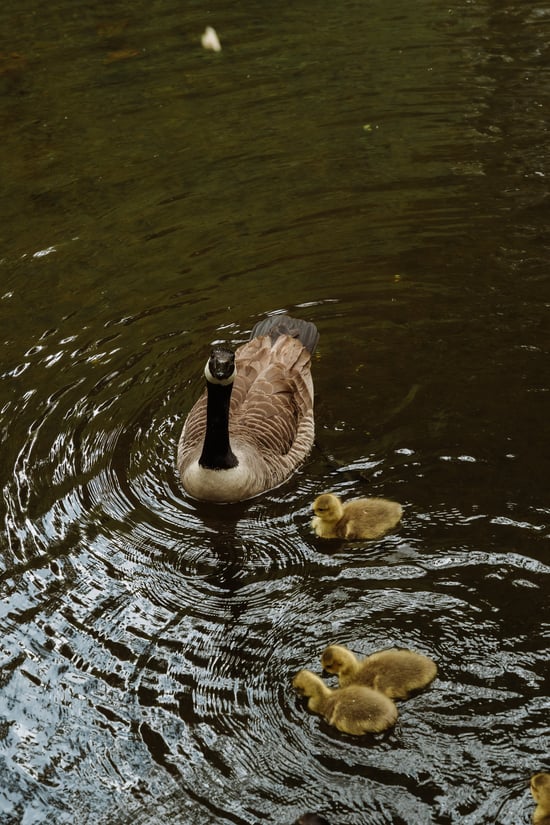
311, 492, 402, 540
531, 773, 550, 825
321, 644, 437, 700
292, 669, 398, 735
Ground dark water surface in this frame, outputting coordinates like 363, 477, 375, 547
1, 1, 548, 823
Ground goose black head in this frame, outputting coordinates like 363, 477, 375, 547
205, 347, 236, 385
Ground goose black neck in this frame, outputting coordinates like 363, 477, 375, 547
199, 381, 238, 470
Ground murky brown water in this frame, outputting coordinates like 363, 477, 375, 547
0, 1, 548, 824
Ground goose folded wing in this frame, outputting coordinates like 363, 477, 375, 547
232, 370, 306, 455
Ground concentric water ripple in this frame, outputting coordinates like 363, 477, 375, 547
3, 308, 549, 825
1, 295, 548, 825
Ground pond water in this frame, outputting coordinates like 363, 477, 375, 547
0, 1, 548, 823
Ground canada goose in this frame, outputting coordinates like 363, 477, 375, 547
292, 669, 398, 735
311, 493, 402, 540
294, 815, 331, 825
321, 644, 437, 699
531, 773, 550, 824
177, 314, 319, 502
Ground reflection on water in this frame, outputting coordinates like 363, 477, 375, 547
0, 0, 548, 824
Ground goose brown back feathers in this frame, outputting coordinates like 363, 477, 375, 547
177, 315, 318, 502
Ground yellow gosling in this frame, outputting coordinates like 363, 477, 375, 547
311, 493, 402, 540
292, 669, 398, 735
531, 773, 550, 824
321, 644, 437, 699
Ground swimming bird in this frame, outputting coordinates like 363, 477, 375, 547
177, 314, 319, 502
531, 773, 550, 824
320, 644, 437, 699
292, 669, 398, 735
311, 492, 402, 540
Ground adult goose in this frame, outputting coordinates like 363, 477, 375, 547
177, 314, 319, 502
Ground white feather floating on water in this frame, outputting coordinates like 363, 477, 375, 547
201, 26, 221, 52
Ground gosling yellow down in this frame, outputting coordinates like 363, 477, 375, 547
292, 669, 398, 735
531, 773, 550, 825
311, 493, 402, 540
321, 644, 437, 700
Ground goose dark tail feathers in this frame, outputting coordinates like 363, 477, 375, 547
250, 314, 319, 354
